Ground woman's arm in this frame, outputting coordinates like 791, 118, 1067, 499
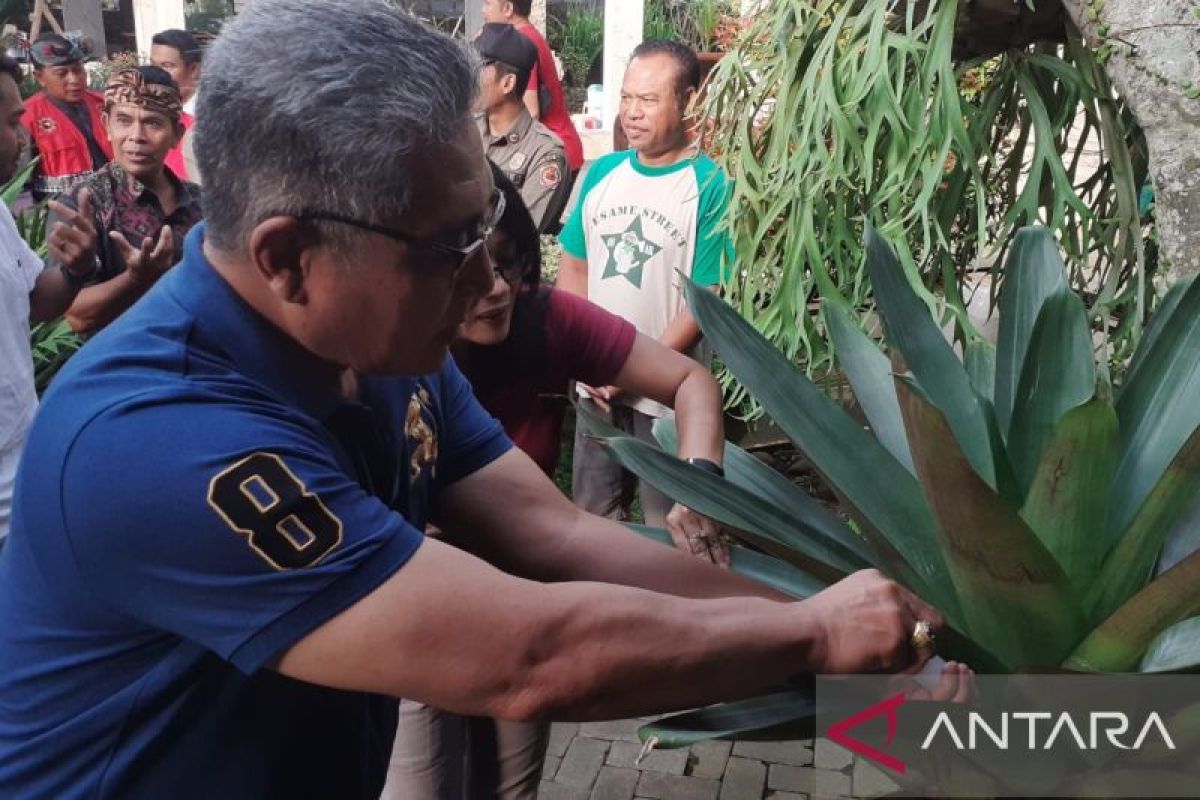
609, 332, 724, 465
605, 332, 730, 565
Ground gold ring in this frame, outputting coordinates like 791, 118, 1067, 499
911, 620, 935, 649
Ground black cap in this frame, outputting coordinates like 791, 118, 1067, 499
474, 23, 537, 90
30, 34, 83, 67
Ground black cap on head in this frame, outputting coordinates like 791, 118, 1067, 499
474, 23, 536, 90
30, 33, 83, 68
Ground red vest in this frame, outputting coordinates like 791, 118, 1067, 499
21, 91, 113, 194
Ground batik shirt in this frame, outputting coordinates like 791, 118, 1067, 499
48, 161, 202, 283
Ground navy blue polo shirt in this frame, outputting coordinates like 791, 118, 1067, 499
0, 225, 511, 798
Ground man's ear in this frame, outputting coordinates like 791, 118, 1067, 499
500, 72, 518, 96
247, 216, 315, 305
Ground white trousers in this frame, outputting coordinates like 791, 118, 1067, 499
381, 699, 548, 800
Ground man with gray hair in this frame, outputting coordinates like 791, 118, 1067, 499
0, 1, 960, 798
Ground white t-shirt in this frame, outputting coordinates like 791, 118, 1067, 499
559, 150, 730, 416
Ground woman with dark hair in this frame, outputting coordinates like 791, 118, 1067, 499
455, 162, 727, 554
384, 163, 729, 800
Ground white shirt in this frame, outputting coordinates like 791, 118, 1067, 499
0, 206, 44, 451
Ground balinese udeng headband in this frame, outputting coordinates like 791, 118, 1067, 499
104, 69, 182, 122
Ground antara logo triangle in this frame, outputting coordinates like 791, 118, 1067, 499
825, 692, 907, 774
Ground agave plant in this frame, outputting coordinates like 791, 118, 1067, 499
582, 224, 1200, 746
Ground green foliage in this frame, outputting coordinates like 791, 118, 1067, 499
643, 0, 739, 51
87, 52, 141, 92
29, 319, 81, 395
704, 0, 1150, 416
588, 226, 1200, 746
185, 0, 235, 34
549, 2, 603, 87
643, 0, 678, 42
0, 0, 30, 29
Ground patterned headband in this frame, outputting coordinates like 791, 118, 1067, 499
104, 69, 182, 122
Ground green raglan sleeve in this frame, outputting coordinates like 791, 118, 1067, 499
558, 151, 628, 260
690, 158, 734, 287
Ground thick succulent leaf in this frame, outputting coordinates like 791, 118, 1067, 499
600, 436, 866, 579
1019, 399, 1118, 596
575, 400, 627, 440
994, 227, 1068, 436
1156, 497, 1200, 576
626, 524, 827, 599
965, 340, 996, 404
650, 418, 876, 569
1110, 273, 1200, 537
979, 394, 1023, 511
637, 689, 816, 749
1065, 549, 1200, 672
896, 377, 1085, 669
1088, 425, 1200, 624
1006, 291, 1096, 493
684, 279, 959, 617
864, 224, 994, 485
1123, 277, 1195, 392
823, 301, 914, 474
1139, 617, 1200, 673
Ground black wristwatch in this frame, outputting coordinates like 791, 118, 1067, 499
686, 457, 725, 478
62, 255, 100, 288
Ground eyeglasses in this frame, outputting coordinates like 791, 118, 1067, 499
295, 188, 507, 280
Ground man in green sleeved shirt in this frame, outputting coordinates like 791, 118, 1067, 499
555, 39, 732, 530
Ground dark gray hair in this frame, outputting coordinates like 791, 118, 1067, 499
194, 0, 478, 254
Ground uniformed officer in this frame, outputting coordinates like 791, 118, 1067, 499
473, 23, 571, 233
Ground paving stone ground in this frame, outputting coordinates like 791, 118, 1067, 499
537, 719, 898, 800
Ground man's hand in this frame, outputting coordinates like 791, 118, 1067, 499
666, 503, 730, 567
47, 189, 99, 280
900, 658, 974, 703
803, 569, 944, 674
579, 383, 623, 414
111, 225, 175, 286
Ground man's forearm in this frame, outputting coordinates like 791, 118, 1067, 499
29, 268, 81, 323
658, 307, 703, 354
518, 581, 817, 720
278, 536, 830, 722
533, 503, 790, 602
65, 271, 146, 335
438, 452, 786, 600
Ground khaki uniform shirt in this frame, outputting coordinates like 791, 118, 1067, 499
477, 108, 571, 233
